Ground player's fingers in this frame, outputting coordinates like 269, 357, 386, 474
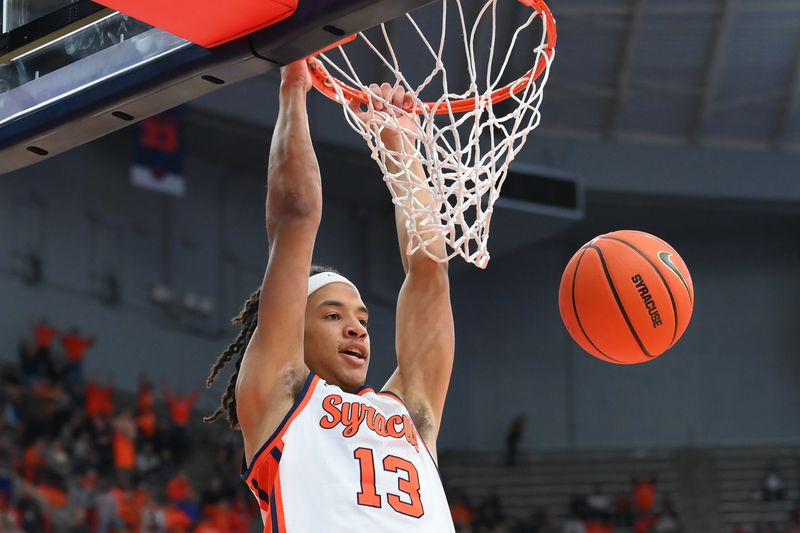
402, 92, 414, 112
369, 83, 384, 110
388, 85, 405, 108
380, 82, 393, 105
347, 97, 361, 113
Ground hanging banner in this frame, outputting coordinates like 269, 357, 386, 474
130, 109, 185, 197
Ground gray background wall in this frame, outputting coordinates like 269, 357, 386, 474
1, 83, 799, 451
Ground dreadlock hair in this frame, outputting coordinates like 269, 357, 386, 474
204, 264, 342, 430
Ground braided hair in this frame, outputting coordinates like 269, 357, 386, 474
204, 265, 340, 430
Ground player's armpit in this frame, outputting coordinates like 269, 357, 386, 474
385, 262, 454, 447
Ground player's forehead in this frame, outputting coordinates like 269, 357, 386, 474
309, 283, 367, 312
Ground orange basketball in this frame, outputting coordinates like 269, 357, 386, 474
558, 230, 694, 364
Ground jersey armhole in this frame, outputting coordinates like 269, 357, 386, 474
241, 371, 319, 480
378, 389, 405, 405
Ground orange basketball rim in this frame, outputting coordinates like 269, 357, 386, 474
308, 0, 557, 115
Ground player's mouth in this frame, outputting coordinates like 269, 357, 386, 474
339, 345, 367, 365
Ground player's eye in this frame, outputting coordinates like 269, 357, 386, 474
326, 313, 340, 320
359, 319, 369, 328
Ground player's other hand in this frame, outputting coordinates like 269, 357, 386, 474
281, 60, 312, 93
349, 83, 418, 149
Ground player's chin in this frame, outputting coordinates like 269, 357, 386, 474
337, 359, 369, 389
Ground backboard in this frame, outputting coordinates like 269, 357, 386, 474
0, 0, 435, 174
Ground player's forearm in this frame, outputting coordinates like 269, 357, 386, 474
266, 84, 322, 231
385, 145, 447, 273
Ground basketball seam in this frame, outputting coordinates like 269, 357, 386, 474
571, 247, 623, 364
603, 237, 679, 348
589, 245, 654, 359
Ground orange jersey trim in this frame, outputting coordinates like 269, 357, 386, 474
241, 372, 320, 482
242, 373, 320, 532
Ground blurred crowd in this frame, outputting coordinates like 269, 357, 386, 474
448, 475, 800, 533
2, 318, 799, 533
448, 476, 682, 533
0, 318, 259, 533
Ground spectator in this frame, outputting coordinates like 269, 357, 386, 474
32, 318, 57, 380
70, 428, 96, 475
0, 494, 22, 533
112, 408, 137, 476
163, 384, 203, 464
60, 327, 94, 388
587, 484, 613, 521
43, 437, 71, 480
37, 471, 69, 509
135, 375, 159, 448
474, 493, 506, 531
0, 469, 13, 505
140, 490, 167, 533
17, 490, 46, 533
195, 498, 234, 533
137, 441, 162, 481
762, 459, 784, 501
95, 478, 124, 533
116, 479, 148, 531
163, 385, 203, 428
167, 470, 193, 504
449, 491, 475, 532
633, 475, 657, 513
519, 508, 557, 533
613, 491, 633, 527
199, 477, 221, 508
634, 512, 657, 533
138, 374, 156, 416
22, 438, 46, 483
585, 521, 613, 533
68, 468, 98, 530
90, 416, 114, 475
85, 378, 114, 418
505, 414, 526, 467
137, 408, 158, 446
163, 503, 194, 533
563, 514, 587, 533
652, 502, 682, 533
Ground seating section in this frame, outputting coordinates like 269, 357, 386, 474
713, 446, 799, 531
440, 445, 800, 532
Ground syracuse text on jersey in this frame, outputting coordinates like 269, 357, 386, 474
318, 393, 420, 452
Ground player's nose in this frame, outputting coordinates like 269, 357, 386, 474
344, 322, 367, 338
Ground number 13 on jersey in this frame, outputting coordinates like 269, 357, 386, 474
353, 447, 424, 518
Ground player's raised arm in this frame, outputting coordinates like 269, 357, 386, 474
366, 84, 455, 453
233, 61, 322, 459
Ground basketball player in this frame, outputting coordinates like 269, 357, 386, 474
204, 60, 456, 531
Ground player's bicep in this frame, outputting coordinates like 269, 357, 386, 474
391, 264, 454, 434
235, 218, 316, 435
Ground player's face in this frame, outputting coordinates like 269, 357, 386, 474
304, 283, 370, 392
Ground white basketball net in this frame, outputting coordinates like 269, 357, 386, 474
313, 0, 555, 268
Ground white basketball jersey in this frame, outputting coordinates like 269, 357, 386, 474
241, 372, 455, 533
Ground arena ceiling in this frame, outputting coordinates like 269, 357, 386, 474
190, 0, 800, 153
535, 0, 800, 150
